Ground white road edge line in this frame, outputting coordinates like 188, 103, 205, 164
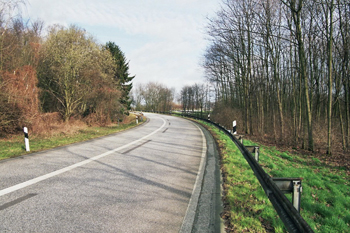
179, 121, 207, 233
0, 117, 167, 197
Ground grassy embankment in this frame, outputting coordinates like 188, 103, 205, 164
0, 114, 143, 160
200, 120, 350, 233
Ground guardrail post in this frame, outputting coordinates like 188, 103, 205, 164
272, 178, 302, 212
293, 180, 302, 212
254, 146, 259, 162
245, 146, 259, 162
233, 134, 244, 144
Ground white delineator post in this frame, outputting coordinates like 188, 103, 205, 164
136, 116, 138, 125
24, 127, 30, 151
233, 120, 237, 135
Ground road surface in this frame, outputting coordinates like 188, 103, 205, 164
0, 113, 221, 232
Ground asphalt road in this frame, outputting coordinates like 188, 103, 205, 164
0, 113, 221, 233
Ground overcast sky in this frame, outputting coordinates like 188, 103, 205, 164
23, 0, 220, 94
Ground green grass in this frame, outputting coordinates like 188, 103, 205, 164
199, 121, 279, 232
198, 120, 350, 232
0, 121, 140, 160
257, 144, 350, 232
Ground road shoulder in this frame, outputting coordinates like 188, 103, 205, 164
180, 121, 224, 233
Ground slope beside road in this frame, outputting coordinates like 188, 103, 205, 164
0, 113, 222, 232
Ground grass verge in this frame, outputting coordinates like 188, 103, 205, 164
198, 120, 350, 233
257, 143, 350, 232
0, 116, 144, 161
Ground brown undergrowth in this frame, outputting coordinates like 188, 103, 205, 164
1, 111, 135, 141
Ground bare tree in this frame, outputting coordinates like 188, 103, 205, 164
203, 0, 350, 154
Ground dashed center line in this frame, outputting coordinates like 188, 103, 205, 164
0, 118, 166, 197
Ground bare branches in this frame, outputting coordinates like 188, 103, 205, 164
0, 0, 27, 33
134, 82, 174, 112
203, 0, 350, 152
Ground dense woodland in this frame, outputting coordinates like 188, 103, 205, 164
133, 0, 350, 156
0, 0, 134, 136
201, 0, 350, 155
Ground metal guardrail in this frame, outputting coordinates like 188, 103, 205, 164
181, 114, 314, 233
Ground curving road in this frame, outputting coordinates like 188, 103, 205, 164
0, 113, 217, 232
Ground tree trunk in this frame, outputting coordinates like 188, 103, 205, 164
326, 0, 334, 155
338, 101, 346, 151
292, 2, 314, 151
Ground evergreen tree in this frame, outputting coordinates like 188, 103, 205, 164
106, 42, 135, 111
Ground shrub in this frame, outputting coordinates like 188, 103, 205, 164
0, 66, 40, 135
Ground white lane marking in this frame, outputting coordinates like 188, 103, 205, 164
180, 121, 207, 232
0, 118, 167, 197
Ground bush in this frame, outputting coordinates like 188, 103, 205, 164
0, 66, 40, 135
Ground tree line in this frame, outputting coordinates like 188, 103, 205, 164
0, 1, 134, 135
202, 0, 349, 154
180, 83, 210, 114
132, 82, 174, 112
132, 82, 213, 115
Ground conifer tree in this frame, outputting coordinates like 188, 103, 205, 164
106, 42, 135, 111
